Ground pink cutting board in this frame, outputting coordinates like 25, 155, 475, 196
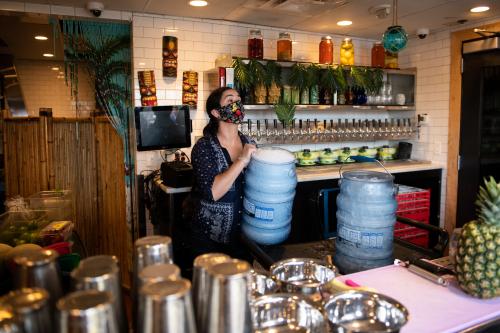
339, 265, 500, 333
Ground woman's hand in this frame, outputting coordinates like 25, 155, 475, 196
238, 144, 257, 167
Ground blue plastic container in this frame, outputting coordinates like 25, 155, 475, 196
242, 147, 297, 245
335, 170, 397, 261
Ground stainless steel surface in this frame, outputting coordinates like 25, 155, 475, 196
0, 304, 21, 333
252, 294, 328, 333
57, 290, 118, 333
463, 36, 500, 54
0, 288, 52, 333
71, 255, 127, 333
12, 249, 63, 308
270, 258, 338, 300
206, 259, 252, 333
250, 271, 279, 299
324, 291, 409, 333
134, 236, 174, 274
255, 326, 308, 333
138, 279, 196, 333
192, 253, 231, 331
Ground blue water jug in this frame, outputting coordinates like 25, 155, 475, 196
242, 147, 297, 245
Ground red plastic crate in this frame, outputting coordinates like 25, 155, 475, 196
397, 199, 430, 211
396, 186, 431, 202
398, 207, 430, 223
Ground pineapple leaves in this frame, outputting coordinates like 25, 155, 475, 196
233, 57, 253, 90
289, 63, 308, 91
476, 176, 500, 224
264, 61, 282, 88
274, 100, 296, 125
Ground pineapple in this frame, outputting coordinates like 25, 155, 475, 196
455, 176, 500, 299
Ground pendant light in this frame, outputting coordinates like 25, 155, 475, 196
382, 0, 408, 53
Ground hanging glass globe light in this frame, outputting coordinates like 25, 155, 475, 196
382, 25, 408, 53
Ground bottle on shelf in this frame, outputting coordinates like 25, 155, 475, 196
319, 36, 334, 64
277, 32, 292, 61
248, 29, 263, 59
340, 38, 354, 65
385, 50, 398, 69
371, 42, 385, 68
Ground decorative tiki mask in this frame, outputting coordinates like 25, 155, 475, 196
163, 36, 178, 78
268, 82, 281, 104
182, 71, 198, 107
253, 83, 267, 104
138, 70, 158, 106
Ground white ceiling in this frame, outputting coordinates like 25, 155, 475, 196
4, 0, 499, 39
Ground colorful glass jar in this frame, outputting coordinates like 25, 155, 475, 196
319, 36, 333, 64
340, 38, 354, 66
277, 32, 292, 61
248, 29, 263, 59
385, 50, 398, 69
371, 42, 385, 68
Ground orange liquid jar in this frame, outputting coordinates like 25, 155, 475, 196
248, 29, 263, 59
371, 42, 385, 67
277, 32, 292, 61
319, 36, 333, 64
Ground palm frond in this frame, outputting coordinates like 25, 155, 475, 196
248, 59, 266, 86
289, 63, 308, 91
264, 60, 282, 88
274, 100, 296, 125
232, 57, 253, 89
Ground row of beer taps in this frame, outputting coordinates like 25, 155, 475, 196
239, 118, 416, 144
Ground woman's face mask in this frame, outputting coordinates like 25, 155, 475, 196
217, 100, 245, 124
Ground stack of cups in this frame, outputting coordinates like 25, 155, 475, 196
0, 288, 52, 333
138, 279, 196, 333
192, 253, 231, 330
205, 259, 253, 333
12, 249, 63, 310
57, 290, 118, 333
70, 255, 127, 333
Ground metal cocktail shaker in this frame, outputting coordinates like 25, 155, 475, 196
0, 288, 52, 333
192, 253, 231, 331
138, 279, 196, 333
57, 290, 118, 333
0, 303, 22, 333
206, 259, 252, 333
134, 236, 174, 276
70, 255, 126, 333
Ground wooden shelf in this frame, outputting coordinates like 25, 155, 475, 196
244, 104, 416, 111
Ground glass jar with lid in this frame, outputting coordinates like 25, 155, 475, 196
371, 42, 385, 67
319, 36, 333, 64
248, 29, 263, 59
340, 38, 354, 65
277, 32, 292, 61
385, 50, 398, 69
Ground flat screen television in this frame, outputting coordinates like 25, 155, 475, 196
135, 105, 191, 151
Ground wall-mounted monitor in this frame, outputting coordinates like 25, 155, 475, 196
135, 105, 191, 151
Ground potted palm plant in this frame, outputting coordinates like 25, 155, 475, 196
249, 59, 267, 104
320, 65, 347, 104
274, 100, 296, 129
289, 63, 308, 104
233, 57, 253, 104
264, 61, 282, 104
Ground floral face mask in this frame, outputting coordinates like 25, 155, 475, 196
217, 100, 245, 124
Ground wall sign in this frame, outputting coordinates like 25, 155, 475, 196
182, 71, 198, 108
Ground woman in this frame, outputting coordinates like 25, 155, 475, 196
182, 87, 256, 264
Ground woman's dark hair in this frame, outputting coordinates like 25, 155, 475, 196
203, 87, 232, 137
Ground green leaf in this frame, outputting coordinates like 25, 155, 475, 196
274, 100, 296, 125
232, 57, 253, 89
289, 63, 308, 91
264, 60, 282, 88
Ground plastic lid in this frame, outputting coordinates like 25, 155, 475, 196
342, 171, 394, 182
252, 147, 295, 164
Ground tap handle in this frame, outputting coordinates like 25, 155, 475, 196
408, 118, 412, 127
314, 118, 318, 128
330, 119, 334, 128
323, 120, 327, 129
273, 119, 277, 128
248, 119, 252, 130
299, 119, 303, 129
292, 119, 296, 128
257, 120, 261, 130
265, 119, 269, 129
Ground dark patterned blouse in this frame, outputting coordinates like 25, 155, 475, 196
190, 132, 253, 244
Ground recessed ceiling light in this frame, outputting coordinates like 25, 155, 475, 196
189, 0, 208, 7
35, 35, 48, 40
139, 62, 146, 66
470, 6, 490, 13
43, 53, 54, 57
51, 67, 59, 71
337, 20, 353, 26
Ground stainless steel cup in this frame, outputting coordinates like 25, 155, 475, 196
0, 288, 52, 333
192, 253, 231, 331
70, 255, 126, 333
57, 290, 118, 333
12, 249, 63, 308
138, 278, 196, 333
134, 263, 181, 330
134, 236, 174, 276
206, 259, 252, 333
0, 302, 23, 333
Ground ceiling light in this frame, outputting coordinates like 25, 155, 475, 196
189, 0, 208, 7
337, 20, 352, 26
35, 35, 48, 40
470, 6, 490, 13
51, 67, 59, 71
43, 53, 54, 57
139, 62, 146, 66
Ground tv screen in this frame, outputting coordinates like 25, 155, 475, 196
135, 105, 191, 151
